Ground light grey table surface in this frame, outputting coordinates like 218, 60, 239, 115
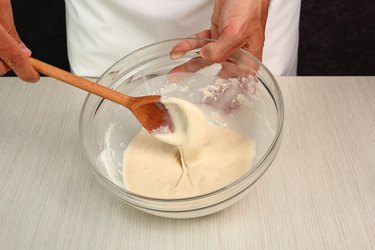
0, 77, 374, 250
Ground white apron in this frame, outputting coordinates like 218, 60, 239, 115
65, 0, 301, 77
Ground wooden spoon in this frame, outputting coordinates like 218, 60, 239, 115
29, 57, 173, 133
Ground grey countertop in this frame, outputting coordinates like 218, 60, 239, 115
1, 77, 374, 249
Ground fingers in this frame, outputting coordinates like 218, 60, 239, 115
168, 56, 214, 74
0, 26, 39, 83
170, 30, 212, 59
0, 42, 31, 74
0, 60, 10, 75
172, 23, 247, 63
200, 0, 269, 63
201, 25, 246, 63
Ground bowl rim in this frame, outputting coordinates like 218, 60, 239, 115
79, 37, 284, 203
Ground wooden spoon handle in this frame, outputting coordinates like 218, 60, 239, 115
29, 57, 135, 108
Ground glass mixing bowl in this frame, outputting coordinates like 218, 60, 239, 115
79, 38, 284, 218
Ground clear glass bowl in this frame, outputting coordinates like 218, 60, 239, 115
79, 38, 284, 218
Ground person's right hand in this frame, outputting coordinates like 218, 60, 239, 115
0, 0, 39, 82
171, 0, 269, 63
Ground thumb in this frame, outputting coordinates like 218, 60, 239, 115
7, 28, 32, 56
4, 24, 32, 57
18, 41, 32, 57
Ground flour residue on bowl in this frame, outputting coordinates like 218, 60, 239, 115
98, 123, 123, 186
198, 76, 257, 113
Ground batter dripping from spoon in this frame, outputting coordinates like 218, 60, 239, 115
123, 96, 255, 199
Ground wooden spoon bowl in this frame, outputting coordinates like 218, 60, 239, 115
29, 58, 173, 133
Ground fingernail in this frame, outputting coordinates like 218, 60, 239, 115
18, 42, 32, 55
170, 51, 184, 59
30, 77, 40, 83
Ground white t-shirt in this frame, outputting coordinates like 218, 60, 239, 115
65, 0, 301, 77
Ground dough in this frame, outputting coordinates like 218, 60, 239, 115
123, 97, 255, 199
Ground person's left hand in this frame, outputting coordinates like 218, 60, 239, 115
170, 0, 269, 62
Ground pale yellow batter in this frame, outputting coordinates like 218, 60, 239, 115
123, 97, 255, 199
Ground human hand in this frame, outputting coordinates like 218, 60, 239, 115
167, 37, 260, 113
0, 0, 39, 82
170, 0, 269, 62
